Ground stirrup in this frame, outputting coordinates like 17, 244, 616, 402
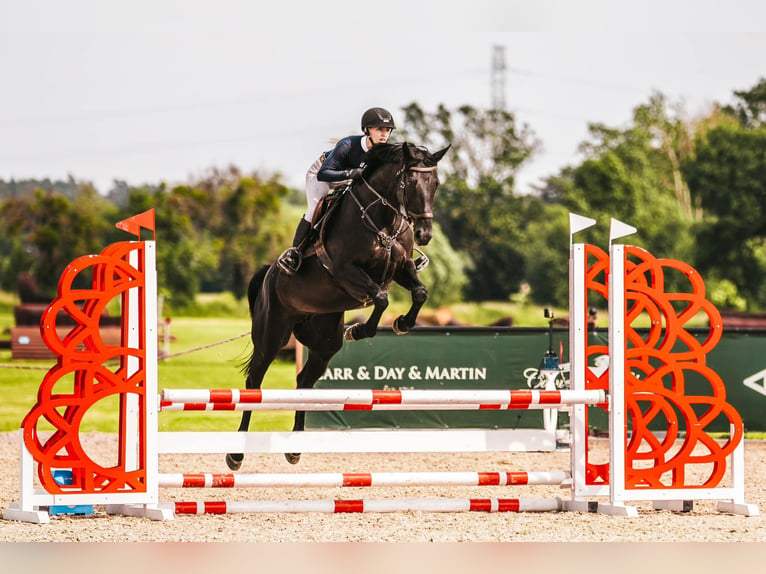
413, 250, 430, 273
277, 248, 302, 276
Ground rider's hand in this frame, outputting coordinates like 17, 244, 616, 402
345, 168, 364, 180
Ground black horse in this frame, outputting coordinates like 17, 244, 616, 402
226, 142, 450, 470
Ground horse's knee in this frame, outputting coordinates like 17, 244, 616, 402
412, 285, 428, 306
372, 290, 389, 309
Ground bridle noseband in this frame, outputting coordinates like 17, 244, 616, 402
396, 164, 438, 224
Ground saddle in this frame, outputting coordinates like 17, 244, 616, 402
301, 185, 350, 272
300, 181, 427, 304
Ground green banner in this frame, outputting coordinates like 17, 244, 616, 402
305, 327, 766, 433
307, 327, 569, 430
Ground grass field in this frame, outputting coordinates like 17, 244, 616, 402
0, 292, 553, 434
0, 289, 716, 435
0, 316, 299, 433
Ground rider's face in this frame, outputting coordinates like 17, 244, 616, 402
367, 126, 392, 145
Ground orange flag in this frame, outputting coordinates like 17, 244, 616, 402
115, 209, 156, 240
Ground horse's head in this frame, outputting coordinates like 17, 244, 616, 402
399, 142, 450, 245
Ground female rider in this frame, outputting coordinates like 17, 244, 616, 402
277, 107, 396, 275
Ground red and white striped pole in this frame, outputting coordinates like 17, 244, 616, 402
158, 470, 569, 488
160, 402, 590, 412
170, 497, 563, 514
160, 388, 606, 409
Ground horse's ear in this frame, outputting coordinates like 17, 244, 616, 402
431, 144, 451, 163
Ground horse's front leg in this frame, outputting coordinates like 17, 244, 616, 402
344, 286, 388, 341
335, 266, 389, 342
391, 258, 428, 335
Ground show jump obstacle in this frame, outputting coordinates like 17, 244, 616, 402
3, 210, 759, 523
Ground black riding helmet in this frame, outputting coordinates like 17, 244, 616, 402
361, 107, 396, 132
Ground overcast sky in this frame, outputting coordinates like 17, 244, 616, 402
2, 1, 766, 194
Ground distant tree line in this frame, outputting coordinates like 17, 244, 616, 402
2, 78, 765, 312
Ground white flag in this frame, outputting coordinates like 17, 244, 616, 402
609, 218, 637, 241
569, 213, 597, 235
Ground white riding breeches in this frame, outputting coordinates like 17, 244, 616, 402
304, 155, 330, 223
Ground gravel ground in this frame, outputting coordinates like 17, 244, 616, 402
2, 431, 765, 543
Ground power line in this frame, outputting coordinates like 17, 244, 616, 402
0, 68, 488, 128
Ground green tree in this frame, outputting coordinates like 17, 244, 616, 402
114, 167, 292, 307
211, 168, 292, 298
390, 222, 471, 308
519, 203, 572, 308
398, 102, 540, 300
0, 184, 114, 294
541, 92, 696, 268
723, 77, 766, 128
683, 118, 766, 308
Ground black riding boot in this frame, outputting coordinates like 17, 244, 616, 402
277, 218, 312, 276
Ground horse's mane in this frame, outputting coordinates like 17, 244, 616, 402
364, 143, 404, 173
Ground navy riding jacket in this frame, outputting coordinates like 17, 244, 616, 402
317, 135, 368, 183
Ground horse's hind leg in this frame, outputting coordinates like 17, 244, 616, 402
225, 358, 273, 471
282, 353, 328, 465
285, 314, 344, 464
391, 259, 428, 334
224, 412, 251, 471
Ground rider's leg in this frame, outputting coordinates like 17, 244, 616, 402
277, 165, 330, 275
277, 159, 328, 276
277, 217, 312, 276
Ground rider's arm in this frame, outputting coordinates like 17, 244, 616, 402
317, 138, 361, 183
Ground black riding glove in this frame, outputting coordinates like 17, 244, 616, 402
345, 168, 364, 180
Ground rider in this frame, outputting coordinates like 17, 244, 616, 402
277, 107, 396, 276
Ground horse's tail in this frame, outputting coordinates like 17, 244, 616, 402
247, 265, 270, 318
240, 265, 271, 377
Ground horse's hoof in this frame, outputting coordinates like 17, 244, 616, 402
226, 453, 243, 471
344, 324, 358, 342
285, 453, 301, 465
392, 316, 410, 335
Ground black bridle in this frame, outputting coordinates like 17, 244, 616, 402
396, 164, 438, 224
346, 162, 438, 282
350, 163, 438, 231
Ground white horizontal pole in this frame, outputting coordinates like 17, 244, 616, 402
157, 429, 557, 454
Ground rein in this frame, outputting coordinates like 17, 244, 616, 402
346, 162, 436, 283
351, 163, 438, 227
349, 179, 408, 241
